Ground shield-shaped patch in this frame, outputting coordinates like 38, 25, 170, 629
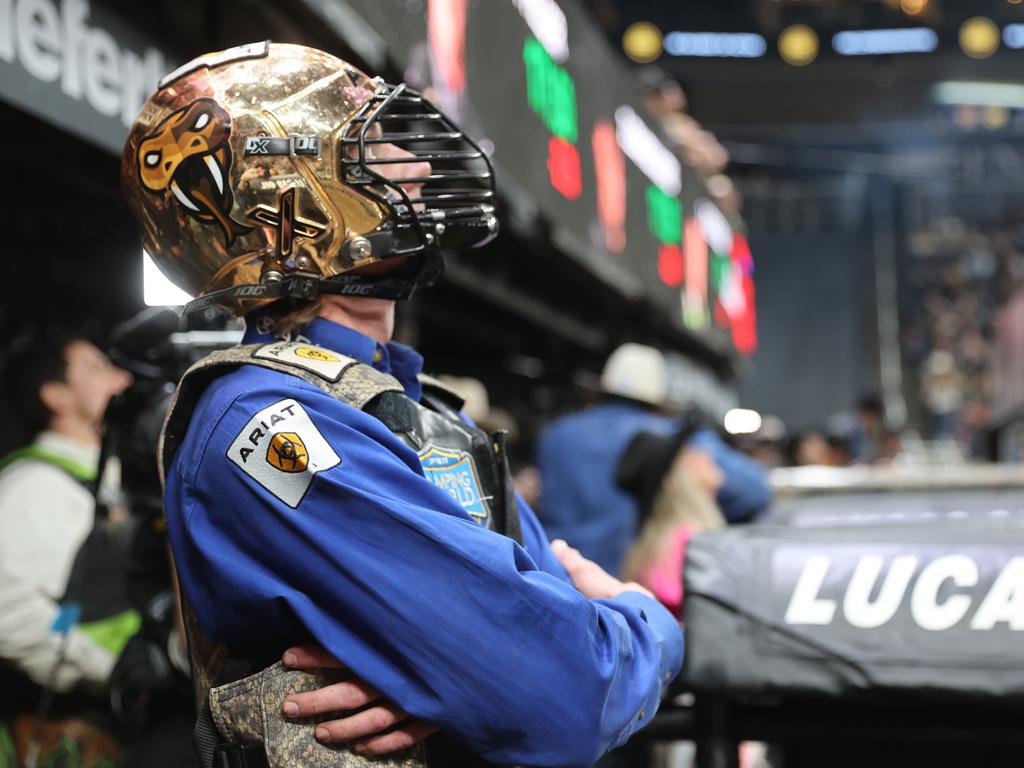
418, 445, 490, 526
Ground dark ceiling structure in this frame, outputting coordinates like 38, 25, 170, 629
593, 0, 1024, 141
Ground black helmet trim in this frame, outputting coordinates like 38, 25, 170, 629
181, 252, 444, 314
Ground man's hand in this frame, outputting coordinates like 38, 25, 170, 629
281, 645, 438, 755
551, 539, 655, 601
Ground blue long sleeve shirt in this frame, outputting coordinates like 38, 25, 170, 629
164, 319, 683, 768
537, 402, 771, 575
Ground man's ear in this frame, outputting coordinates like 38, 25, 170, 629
38, 380, 68, 418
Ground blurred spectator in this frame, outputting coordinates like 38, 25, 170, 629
846, 394, 886, 463
436, 374, 544, 509
435, 374, 518, 437
511, 465, 543, 511
0, 329, 133, 766
785, 429, 832, 467
826, 431, 853, 468
618, 426, 726, 617
920, 350, 964, 440
536, 343, 770, 576
738, 414, 787, 469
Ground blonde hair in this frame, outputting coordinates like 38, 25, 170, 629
622, 460, 726, 587
256, 298, 324, 338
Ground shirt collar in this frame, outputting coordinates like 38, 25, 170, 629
243, 316, 423, 401
34, 431, 100, 471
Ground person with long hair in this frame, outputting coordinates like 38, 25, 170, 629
618, 426, 727, 617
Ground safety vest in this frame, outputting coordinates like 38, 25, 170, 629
159, 341, 522, 768
0, 446, 138, 768
0, 446, 140, 665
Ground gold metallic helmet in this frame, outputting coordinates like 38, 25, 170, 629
122, 41, 497, 314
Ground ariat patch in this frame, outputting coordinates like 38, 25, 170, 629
252, 341, 355, 381
418, 445, 491, 526
227, 398, 340, 507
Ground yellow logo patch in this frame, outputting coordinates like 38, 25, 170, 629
266, 432, 309, 473
294, 346, 340, 363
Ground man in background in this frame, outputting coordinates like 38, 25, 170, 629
537, 342, 771, 576
0, 329, 133, 767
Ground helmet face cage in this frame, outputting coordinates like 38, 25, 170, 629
340, 82, 498, 258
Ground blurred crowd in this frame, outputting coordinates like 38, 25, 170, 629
728, 393, 899, 471
729, 211, 1024, 470
903, 215, 1024, 458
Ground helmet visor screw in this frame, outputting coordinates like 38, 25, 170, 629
350, 237, 372, 259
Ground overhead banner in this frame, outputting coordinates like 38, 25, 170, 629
327, 0, 756, 355
0, 0, 172, 153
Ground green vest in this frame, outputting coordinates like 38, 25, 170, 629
0, 446, 140, 656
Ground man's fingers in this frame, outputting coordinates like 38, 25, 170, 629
551, 540, 584, 570
283, 679, 380, 717
282, 644, 348, 670
353, 721, 439, 755
313, 703, 408, 742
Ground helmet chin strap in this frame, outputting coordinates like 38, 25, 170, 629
182, 251, 444, 314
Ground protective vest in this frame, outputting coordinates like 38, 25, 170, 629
159, 341, 522, 768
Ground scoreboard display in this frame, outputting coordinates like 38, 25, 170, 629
341, 0, 756, 356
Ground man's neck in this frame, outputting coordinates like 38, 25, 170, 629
317, 296, 395, 345
46, 418, 101, 450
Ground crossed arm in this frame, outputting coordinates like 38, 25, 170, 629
281, 539, 656, 755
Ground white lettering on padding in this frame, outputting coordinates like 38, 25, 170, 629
910, 554, 978, 631
843, 555, 917, 629
970, 556, 1024, 631
784, 554, 836, 626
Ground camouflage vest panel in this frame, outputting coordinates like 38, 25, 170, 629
160, 341, 521, 768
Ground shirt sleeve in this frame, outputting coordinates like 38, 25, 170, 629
515, 493, 573, 586
0, 565, 114, 692
169, 374, 683, 768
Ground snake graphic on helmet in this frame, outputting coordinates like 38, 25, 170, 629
138, 98, 253, 247
122, 42, 497, 314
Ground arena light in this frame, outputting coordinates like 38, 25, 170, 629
778, 24, 819, 66
724, 408, 762, 435
1003, 23, 1024, 49
622, 21, 663, 63
959, 17, 1000, 59
833, 27, 938, 56
933, 80, 1024, 109
663, 31, 767, 58
614, 105, 681, 196
143, 250, 191, 306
